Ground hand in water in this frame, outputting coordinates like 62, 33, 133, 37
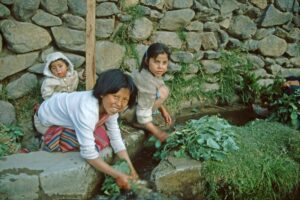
116, 174, 132, 190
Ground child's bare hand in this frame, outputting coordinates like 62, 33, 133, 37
116, 174, 132, 190
157, 131, 169, 142
130, 170, 139, 180
162, 111, 172, 126
78, 69, 86, 80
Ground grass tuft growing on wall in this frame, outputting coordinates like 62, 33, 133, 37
202, 120, 300, 200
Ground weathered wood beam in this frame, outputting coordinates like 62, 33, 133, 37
85, 0, 96, 90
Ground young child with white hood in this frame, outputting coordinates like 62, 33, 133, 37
41, 52, 81, 100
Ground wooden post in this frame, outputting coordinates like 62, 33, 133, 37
85, 0, 96, 90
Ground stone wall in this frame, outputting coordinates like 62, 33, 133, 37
0, 0, 300, 125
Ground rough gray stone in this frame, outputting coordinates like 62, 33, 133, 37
258, 35, 287, 57
7, 73, 38, 99
32, 9, 62, 27
141, 0, 164, 10
159, 9, 195, 31
41, 0, 68, 15
201, 60, 222, 74
0, 52, 39, 81
95, 41, 125, 73
165, 0, 193, 9
0, 20, 52, 53
96, 18, 115, 39
186, 32, 202, 51
261, 4, 293, 27
96, 2, 119, 17
229, 15, 257, 39
28, 63, 44, 74
151, 156, 205, 199
0, 3, 10, 18
62, 14, 86, 30
171, 51, 194, 64
0, 100, 16, 125
12, 0, 40, 21
151, 31, 182, 49
68, 0, 87, 17
200, 32, 218, 50
51, 27, 85, 53
129, 17, 153, 41
0, 127, 145, 200
286, 42, 300, 57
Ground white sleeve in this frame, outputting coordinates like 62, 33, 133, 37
73, 103, 100, 160
105, 114, 126, 153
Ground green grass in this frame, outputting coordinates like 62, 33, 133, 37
165, 62, 206, 114
201, 120, 300, 200
12, 84, 42, 122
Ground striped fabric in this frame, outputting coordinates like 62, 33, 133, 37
43, 114, 110, 152
43, 126, 79, 152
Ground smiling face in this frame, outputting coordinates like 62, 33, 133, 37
50, 60, 68, 78
147, 53, 169, 77
101, 88, 130, 115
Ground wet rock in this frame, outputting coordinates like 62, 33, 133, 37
151, 156, 205, 199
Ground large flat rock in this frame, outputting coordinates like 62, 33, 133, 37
0, 128, 145, 200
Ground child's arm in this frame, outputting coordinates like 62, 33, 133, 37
158, 105, 172, 126
116, 150, 139, 179
144, 122, 169, 142
41, 79, 57, 100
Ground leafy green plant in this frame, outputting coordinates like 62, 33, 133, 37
217, 49, 253, 104
101, 159, 132, 196
153, 115, 239, 161
0, 123, 24, 157
268, 89, 300, 129
112, 4, 145, 45
176, 28, 187, 42
101, 159, 150, 196
0, 85, 8, 101
123, 4, 145, 19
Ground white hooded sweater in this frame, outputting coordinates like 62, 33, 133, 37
41, 52, 79, 100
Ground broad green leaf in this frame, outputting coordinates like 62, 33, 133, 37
155, 140, 162, 148
207, 138, 221, 149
